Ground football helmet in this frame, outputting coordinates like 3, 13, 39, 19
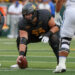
22, 3, 37, 22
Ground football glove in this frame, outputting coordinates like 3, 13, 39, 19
40, 31, 53, 43
41, 36, 49, 43
55, 12, 62, 26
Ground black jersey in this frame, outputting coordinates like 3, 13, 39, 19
18, 9, 51, 37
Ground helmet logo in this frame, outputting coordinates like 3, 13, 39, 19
32, 5, 36, 10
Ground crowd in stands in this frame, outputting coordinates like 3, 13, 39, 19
0, 0, 56, 3
0, 0, 56, 38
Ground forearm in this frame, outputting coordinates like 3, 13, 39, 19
19, 44, 26, 52
48, 17, 59, 34
19, 30, 28, 55
50, 26, 59, 33
19, 37, 28, 56
56, 0, 64, 12
44, 26, 59, 38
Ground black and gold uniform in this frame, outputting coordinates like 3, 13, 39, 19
18, 9, 51, 42
17, 9, 59, 64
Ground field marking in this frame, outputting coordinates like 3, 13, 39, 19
26, 68, 75, 72
0, 49, 75, 51
0, 69, 17, 71
0, 60, 75, 63
0, 55, 75, 59
70, 49, 75, 51
0, 68, 53, 71
0, 51, 75, 54
0, 60, 57, 63
0, 49, 51, 51
3, 42, 16, 44
0, 39, 15, 41
0, 68, 75, 72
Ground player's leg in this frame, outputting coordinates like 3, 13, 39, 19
53, 9, 75, 72
49, 32, 59, 64
53, 37, 72, 73
54, 28, 74, 73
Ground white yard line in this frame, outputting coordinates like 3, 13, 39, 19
0, 60, 75, 63
0, 55, 75, 59
26, 68, 75, 72
0, 49, 75, 51
0, 68, 75, 72
3, 42, 16, 44
0, 69, 17, 71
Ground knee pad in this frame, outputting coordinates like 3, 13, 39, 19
49, 33, 59, 44
60, 37, 72, 52
49, 33, 59, 49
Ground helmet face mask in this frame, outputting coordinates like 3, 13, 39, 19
22, 3, 37, 22
24, 13, 33, 21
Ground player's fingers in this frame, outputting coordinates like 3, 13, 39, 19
17, 56, 23, 62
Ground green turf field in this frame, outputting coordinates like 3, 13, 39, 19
0, 38, 75, 75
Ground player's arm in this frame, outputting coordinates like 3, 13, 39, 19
41, 17, 59, 43
19, 30, 28, 56
56, 0, 64, 12
48, 17, 59, 33
44, 17, 59, 37
17, 30, 28, 68
55, 0, 66, 27
17, 30, 28, 62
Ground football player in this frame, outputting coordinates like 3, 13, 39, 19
11, 3, 60, 68
53, 0, 75, 73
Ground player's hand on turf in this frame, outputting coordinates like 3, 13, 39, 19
17, 55, 23, 63
41, 36, 49, 43
55, 12, 62, 26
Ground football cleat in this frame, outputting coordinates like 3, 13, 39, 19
10, 64, 19, 69
53, 65, 66, 73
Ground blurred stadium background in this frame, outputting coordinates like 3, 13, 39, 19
0, 0, 64, 37
0, 0, 75, 75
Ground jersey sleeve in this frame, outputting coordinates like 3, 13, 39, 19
42, 10, 51, 25
45, 10, 51, 21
